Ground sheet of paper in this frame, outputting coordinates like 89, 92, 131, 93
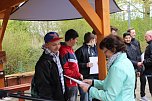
141, 52, 145, 71
64, 75, 86, 84
141, 52, 144, 62
89, 57, 98, 74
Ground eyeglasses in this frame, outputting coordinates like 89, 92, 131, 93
103, 49, 108, 54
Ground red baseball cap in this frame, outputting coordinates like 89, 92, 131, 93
44, 32, 62, 43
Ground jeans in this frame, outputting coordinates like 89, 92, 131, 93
67, 86, 78, 101
78, 85, 91, 101
78, 74, 99, 101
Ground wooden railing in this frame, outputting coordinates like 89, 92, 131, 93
0, 83, 31, 101
5, 71, 34, 86
0, 71, 34, 101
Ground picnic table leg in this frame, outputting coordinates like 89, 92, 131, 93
19, 98, 25, 101
18, 91, 25, 101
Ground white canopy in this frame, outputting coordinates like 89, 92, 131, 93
10, 0, 121, 21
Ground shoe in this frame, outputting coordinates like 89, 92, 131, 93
140, 96, 149, 101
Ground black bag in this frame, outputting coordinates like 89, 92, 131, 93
31, 76, 39, 98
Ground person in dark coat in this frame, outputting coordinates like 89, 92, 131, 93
75, 32, 98, 101
31, 32, 68, 101
127, 28, 148, 100
123, 32, 143, 99
123, 32, 142, 71
110, 26, 118, 35
143, 30, 152, 97
92, 30, 98, 56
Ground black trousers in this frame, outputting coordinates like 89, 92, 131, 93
140, 73, 147, 97
147, 76, 152, 96
134, 73, 137, 98
134, 71, 146, 98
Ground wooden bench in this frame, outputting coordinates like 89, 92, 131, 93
0, 83, 31, 101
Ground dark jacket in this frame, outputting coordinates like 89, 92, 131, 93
92, 44, 98, 56
31, 52, 68, 101
131, 38, 142, 55
125, 43, 141, 71
143, 41, 152, 75
75, 44, 97, 79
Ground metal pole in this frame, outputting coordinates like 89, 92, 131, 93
9, 93, 52, 101
127, 1, 131, 28
0, 90, 57, 101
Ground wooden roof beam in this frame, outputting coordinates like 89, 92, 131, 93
0, 0, 27, 13
69, 0, 102, 35
0, 7, 12, 45
0, 11, 5, 19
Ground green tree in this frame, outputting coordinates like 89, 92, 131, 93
3, 21, 42, 74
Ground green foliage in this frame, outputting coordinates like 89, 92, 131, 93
3, 21, 42, 75
4, 17, 151, 75
113, 0, 152, 52
110, 15, 152, 51
57, 19, 92, 50
3, 4, 152, 75
27, 19, 92, 50
3, 20, 92, 75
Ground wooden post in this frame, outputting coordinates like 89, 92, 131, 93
0, 7, 12, 88
0, 0, 27, 88
95, 0, 110, 80
69, 0, 110, 80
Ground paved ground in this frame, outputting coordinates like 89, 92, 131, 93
135, 78, 151, 101
1, 78, 151, 101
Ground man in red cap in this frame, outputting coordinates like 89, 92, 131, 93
31, 32, 68, 101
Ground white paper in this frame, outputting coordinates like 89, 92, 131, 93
89, 57, 98, 74
141, 52, 145, 71
141, 52, 144, 62
64, 75, 86, 84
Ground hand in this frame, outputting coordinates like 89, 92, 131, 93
83, 79, 93, 85
79, 83, 90, 92
87, 62, 93, 68
80, 74, 83, 80
137, 62, 143, 68
136, 72, 140, 77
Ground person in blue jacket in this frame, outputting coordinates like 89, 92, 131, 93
79, 34, 135, 101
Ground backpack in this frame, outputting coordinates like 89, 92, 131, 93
31, 76, 39, 98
